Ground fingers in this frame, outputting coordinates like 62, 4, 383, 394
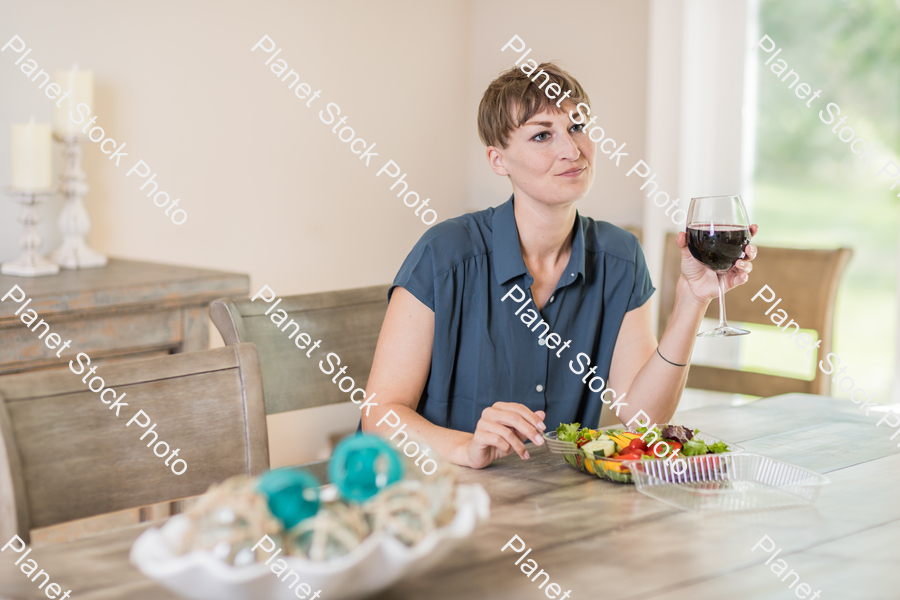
475, 420, 530, 460
489, 402, 546, 434
742, 225, 759, 263
496, 411, 544, 445
475, 403, 549, 462
677, 233, 699, 266
512, 410, 546, 443
677, 231, 694, 258
724, 250, 754, 290
725, 268, 749, 288
483, 404, 544, 445
524, 411, 547, 442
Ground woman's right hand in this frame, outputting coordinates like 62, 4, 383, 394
464, 402, 547, 469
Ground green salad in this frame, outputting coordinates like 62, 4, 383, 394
556, 422, 731, 460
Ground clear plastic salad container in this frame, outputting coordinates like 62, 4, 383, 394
625, 453, 830, 511
543, 426, 743, 484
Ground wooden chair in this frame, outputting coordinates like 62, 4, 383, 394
0, 343, 268, 543
622, 225, 643, 245
658, 232, 852, 397
209, 285, 390, 415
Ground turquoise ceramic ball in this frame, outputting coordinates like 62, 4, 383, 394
329, 434, 404, 503
256, 468, 321, 529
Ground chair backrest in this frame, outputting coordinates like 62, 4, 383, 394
209, 285, 391, 414
658, 232, 852, 397
622, 225, 643, 245
0, 343, 268, 542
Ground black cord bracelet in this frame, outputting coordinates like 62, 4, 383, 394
656, 346, 687, 367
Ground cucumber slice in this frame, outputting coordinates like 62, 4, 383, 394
581, 438, 617, 459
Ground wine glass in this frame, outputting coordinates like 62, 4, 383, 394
686, 195, 751, 337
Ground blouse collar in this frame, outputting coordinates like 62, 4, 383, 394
491, 195, 587, 287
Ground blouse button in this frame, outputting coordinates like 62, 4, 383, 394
538, 338, 546, 346
536, 384, 544, 392
549, 295, 555, 303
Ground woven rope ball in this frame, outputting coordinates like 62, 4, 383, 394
179, 475, 283, 566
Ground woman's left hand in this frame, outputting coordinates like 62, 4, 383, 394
676, 224, 759, 304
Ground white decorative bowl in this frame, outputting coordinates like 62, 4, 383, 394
130, 484, 490, 600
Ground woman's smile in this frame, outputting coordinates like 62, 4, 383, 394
556, 166, 586, 178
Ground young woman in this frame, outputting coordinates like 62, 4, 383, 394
361, 62, 757, 469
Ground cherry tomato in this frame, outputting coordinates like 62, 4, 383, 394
628, 438, 649, 451
649, 440, 682, 458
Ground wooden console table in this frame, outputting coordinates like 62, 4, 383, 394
0, 258, 249, 375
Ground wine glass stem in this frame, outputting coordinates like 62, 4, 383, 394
716, 271, 728, 328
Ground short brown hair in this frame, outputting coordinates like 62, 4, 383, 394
477, 61, 591, 149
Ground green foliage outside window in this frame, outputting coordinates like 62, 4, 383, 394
743, 0, 899, 401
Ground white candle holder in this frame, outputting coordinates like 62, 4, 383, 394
51, 134, 107, 269
1, 186, 59, 277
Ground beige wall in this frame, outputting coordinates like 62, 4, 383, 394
466, 0, 650, 226
1, 0, 472, 290
0, 0, 650, 464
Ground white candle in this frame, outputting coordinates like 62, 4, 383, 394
53, 65, 93, 138
11, 118, 53, 190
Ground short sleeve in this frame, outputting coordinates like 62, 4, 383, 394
389, 232, 438, 311
626, 241, 656, 311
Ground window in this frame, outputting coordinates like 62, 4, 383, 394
743, 0, 900, 404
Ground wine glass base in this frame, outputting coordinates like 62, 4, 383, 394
697, 326, 751, 338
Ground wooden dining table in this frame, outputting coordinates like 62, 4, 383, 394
2, 393, 899, 600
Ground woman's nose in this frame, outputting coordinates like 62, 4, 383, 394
559, 133, 581, 160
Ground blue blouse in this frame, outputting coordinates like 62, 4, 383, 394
390, 196, 655, 433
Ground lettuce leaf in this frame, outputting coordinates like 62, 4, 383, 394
661, 425, 693, 444
636, 425, 663, 443
707, 441, 729, 454
557, 422, 582, 443
682, 439, 708, 456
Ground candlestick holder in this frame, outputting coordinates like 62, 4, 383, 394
51, 134, 107, 269
2, 186, 59, 277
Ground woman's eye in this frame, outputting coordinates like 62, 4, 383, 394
571, 123, 585, 133
532, 132, 550, 142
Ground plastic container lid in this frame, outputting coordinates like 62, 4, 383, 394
627, 453, 830, 511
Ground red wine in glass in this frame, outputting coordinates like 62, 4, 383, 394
687, 224, 751, 272
686, 196, 752, 337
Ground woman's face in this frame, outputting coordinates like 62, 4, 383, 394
487, 102, 595, 207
